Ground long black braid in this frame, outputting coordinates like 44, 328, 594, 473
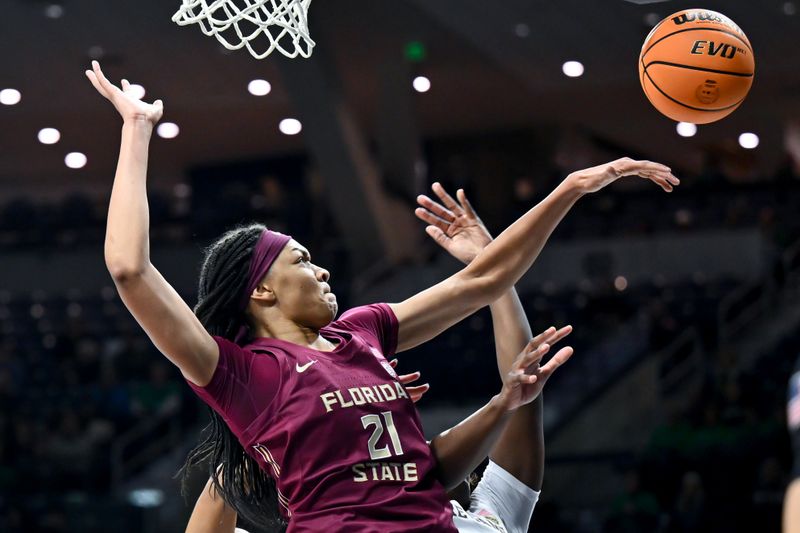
179, 223, 287, 532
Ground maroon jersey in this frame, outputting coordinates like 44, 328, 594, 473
189, 304, 457, 532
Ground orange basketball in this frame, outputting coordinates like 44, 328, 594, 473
638, 9, 755, 124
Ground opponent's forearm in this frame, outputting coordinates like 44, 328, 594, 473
489, 288, 532, 376
785, 478, 800, 533
430, 395, 513, 490
487, 289, 545, 489
105, 119, 153, 277
462, 178, 582, 304
186, 477, 238, 533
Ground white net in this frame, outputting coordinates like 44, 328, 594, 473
172, 0, 314, 59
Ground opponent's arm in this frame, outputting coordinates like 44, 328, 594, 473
86, 61, 218, 385
391, 160, 678, 353
186, 475, 239, 533
429, 335, 572, 490
785, 479, 800, 533
414, 186, 568, 489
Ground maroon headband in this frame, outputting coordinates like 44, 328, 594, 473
235, 229, 292, 343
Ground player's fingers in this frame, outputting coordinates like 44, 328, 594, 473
545, 325, 573, 346
432, 182, 462, 214
425, 225, 451, 248
539, 346, 574, 376
406, 384, 430, 403
632, 159, 671, 174
417, 195, 456, 222
511, 372, 538, 385
85, 70, 111, 99
415, 207, 451, 233
456, 189, 479, 219
121, 79, 130, 91
92, 61, 119, 93
388, 358, 398, 368
530, 326, 557, 347
518, 342, 550, 371
397, 371, 421, 385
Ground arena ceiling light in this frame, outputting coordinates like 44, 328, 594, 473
562, 61, 584, 78
64, 152, 87, 169
248, 79, 272, 96
157, 122, 180, 139
279, 118, 302, 135
0, 88, 21, 105
44, 4, 64, 19
738, 132, 759, 149
412, 76, 431, 93
38, 127, 61, 145
676, 122, 697, 138
128, 83, 146, 100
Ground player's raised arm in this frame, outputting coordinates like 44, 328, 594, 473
86, 61, 218, 385
414, 184, 569, 489
391, 158, 679, 353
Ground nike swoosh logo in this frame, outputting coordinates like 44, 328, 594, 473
295, 360, 318, 373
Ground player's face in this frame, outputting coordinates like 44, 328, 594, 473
266, 239, 338, 328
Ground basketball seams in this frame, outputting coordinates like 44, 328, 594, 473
641, 66, 746, 113
641, 27, 754, 65
643, 60, 754, 78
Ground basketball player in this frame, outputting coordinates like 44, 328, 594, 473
784, 354, 800, 533
185, 186, 566, 533
85, 59, 677, 532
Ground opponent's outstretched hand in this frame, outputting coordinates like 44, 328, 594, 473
389, 359, 429, 403
497, 325, 573, 411
415, 183, 492, 265
569, 157, 680, 194
85, 60, 163, 126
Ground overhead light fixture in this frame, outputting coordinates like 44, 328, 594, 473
412, 76, 431, 93
0, 88, 21, 106
38, 128, 61, 145
65, 152, 87, 169
562, 61, 584, 78
738, 132, 759, 149
44, 4, 64, 19
248, 79, 271, 96
676, 122, 697, 138
157, 122, 180, 139
128, 84, 146, 100
279, 118, 302, 135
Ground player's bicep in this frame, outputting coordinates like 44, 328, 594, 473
114, 264, 218, 385
390, 273, 491, 353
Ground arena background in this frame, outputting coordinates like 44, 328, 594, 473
1, 0, 799, 531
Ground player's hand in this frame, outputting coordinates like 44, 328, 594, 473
389, 359, 429, 403
85, 61, 163, 127
567, 157, 680, 194
415, 183, 493, 265
496, 325, 573, 412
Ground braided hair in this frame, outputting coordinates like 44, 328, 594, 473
180, 223, 286, 532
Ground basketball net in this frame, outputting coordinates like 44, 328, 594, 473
172, 0, 314, 59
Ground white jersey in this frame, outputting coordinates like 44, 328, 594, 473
450, 461, 540, 533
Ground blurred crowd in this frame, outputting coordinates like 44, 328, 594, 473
1, 130, 799, 531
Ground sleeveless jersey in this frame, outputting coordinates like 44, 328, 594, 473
188, 304, 457, 533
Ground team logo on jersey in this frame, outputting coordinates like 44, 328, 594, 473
789, 371, 800, 430
295, 359, 318, 373
371, 347, 398, 378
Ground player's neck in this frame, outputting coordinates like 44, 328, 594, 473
251, 317, 336, 351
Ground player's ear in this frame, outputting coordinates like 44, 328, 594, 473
252, 282, 276, 305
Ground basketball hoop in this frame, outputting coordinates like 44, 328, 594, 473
172, 0, 315, 60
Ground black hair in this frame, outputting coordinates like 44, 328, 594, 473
179, 223, 286, 532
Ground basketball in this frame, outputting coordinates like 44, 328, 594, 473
638, 9, 755, 124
